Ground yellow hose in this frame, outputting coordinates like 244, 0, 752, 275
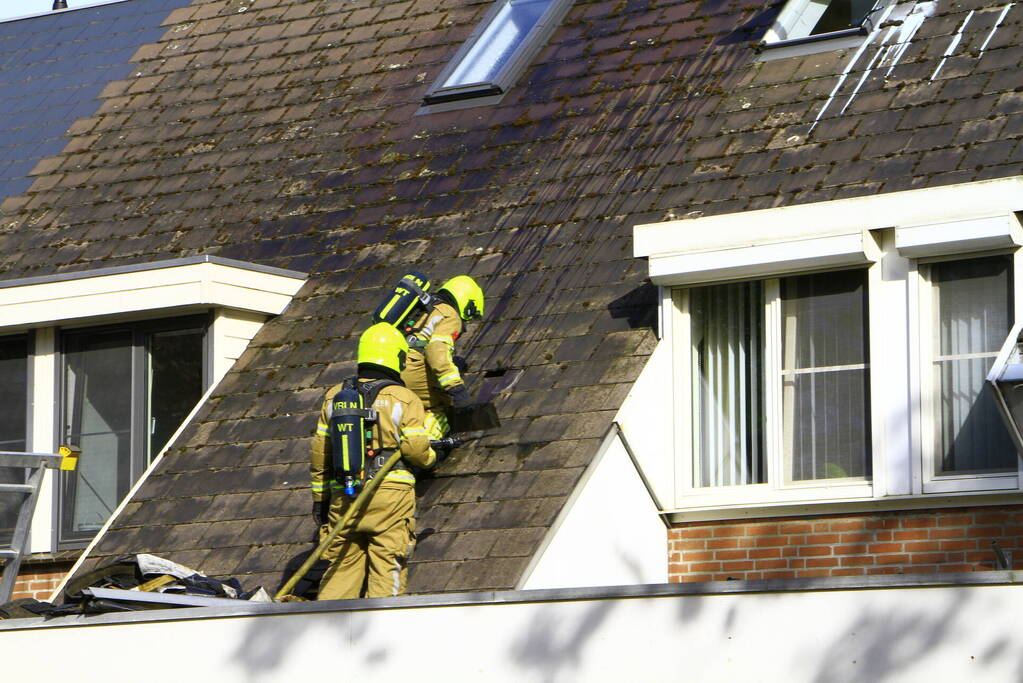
274, 450, 404, 601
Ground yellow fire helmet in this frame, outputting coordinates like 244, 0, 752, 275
439, 275, 485, 321
357, 322, 410, 374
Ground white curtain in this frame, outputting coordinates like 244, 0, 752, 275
691, 282, 764, 487
932, 256, 1015, 473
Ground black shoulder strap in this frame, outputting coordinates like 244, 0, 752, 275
358, 379, 400, 405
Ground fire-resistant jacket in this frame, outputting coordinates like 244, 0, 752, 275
400, 301, 464, 411
311, 380, 436, 503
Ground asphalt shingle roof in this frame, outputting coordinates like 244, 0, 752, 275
0, 0, 1020, 594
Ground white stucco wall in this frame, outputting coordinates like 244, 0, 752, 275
3, 579, 1022, 682
519, 339, 673, 589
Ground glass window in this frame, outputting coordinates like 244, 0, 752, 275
690, 282, 765, 486
766, 0, 875, 43
929, 255, 1015, 475
0, 335, 28, 547
60, 318, 205, 544
442, 0, 552, 89
781, 270, 870, 482
424, 0, 571, 105
685, 269, 870, 490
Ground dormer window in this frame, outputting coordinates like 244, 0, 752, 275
422, 0, 573, 108
764, 0, 877, 44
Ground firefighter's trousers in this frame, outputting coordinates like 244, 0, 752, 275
319, 483, 416, 600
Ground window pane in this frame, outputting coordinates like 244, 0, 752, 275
931, 255, 1015, 474
0, 335, 27, 547
442, 0, 552, 88
149, 328, 204, 457
781, 270, 870, 481
773, 0, 874, 41
691, 282, 765, 486
62, 330, 133, 539
809, 0, 874, 34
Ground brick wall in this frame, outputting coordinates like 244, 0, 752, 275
8, 561, 74, 601
668, 505, 1023, 582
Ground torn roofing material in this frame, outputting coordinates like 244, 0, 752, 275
0, 0, 1018, 595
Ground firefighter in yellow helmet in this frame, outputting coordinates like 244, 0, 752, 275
400, 275, 484, 439
311, 323, 437, 600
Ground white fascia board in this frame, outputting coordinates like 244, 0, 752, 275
634, 177, 1023, 260
895, 213, 1023, 258
647, 231, 880, 286
0, 257, 306, 331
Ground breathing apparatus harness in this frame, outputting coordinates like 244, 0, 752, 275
328, 376, 402, 498
372, 271, 439, 350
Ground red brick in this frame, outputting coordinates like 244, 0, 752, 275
939, 540, 979, 551
975, 512, 1011, 524
830, 568, 867, 576
840, 556, 874, 566
690, 562, 722, 572
677, 540, 708, 551
867, 543, 903, 553
893, 530, 929, 541
806, 533, 841, 544
713, 526, 748, 537
681, 574, 714, 582
940, 514, 973, 526
754, 535, 787, 547
902, 517, 937, 528
930, 528, 966, 539
903, 541, 940, 552
684, 551, 715, 562
798, 546, 833, 557
721, 560, 755, 572
908, 552, 946, 564
762, 570, 797, 579
707, 538, 739, 550
834, 544, 868, 555
799, 569, 831, 578
680, 526, 714, 539
742, 523, 779, 536
749, 548, 781, 559
807, 558, 839, 568
715, 549, 748, 561
875, 554, 910, 565
780, 521, 812, 534
830, 519, 871, 531
969, 526, 1003, 538
754, 559, 789, 570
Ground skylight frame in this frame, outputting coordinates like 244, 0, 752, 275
762, 0, 882, 47
423, 0, 575, 106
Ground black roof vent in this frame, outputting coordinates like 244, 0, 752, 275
53, 0, 68, 9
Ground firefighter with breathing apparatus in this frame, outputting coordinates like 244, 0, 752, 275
310, 323, 437, 599
396, 275, 484, 439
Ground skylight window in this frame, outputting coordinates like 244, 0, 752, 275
423, 0, 573, 106
764, 0, 877, 44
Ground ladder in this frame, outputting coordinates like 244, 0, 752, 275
0, 447, 79, 604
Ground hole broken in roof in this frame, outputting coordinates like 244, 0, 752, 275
475, 368, 522, 403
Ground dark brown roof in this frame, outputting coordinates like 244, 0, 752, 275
2, 0, 1021, 593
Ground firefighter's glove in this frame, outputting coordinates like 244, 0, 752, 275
453, 355, 469, 375
447, 385, 472, 409
312, 501, 328, 526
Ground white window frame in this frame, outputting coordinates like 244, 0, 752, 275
909, 250, 1023, 495
0, 256, 308, 553
634, 178, 1023, 516
672, 267, 877, 509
